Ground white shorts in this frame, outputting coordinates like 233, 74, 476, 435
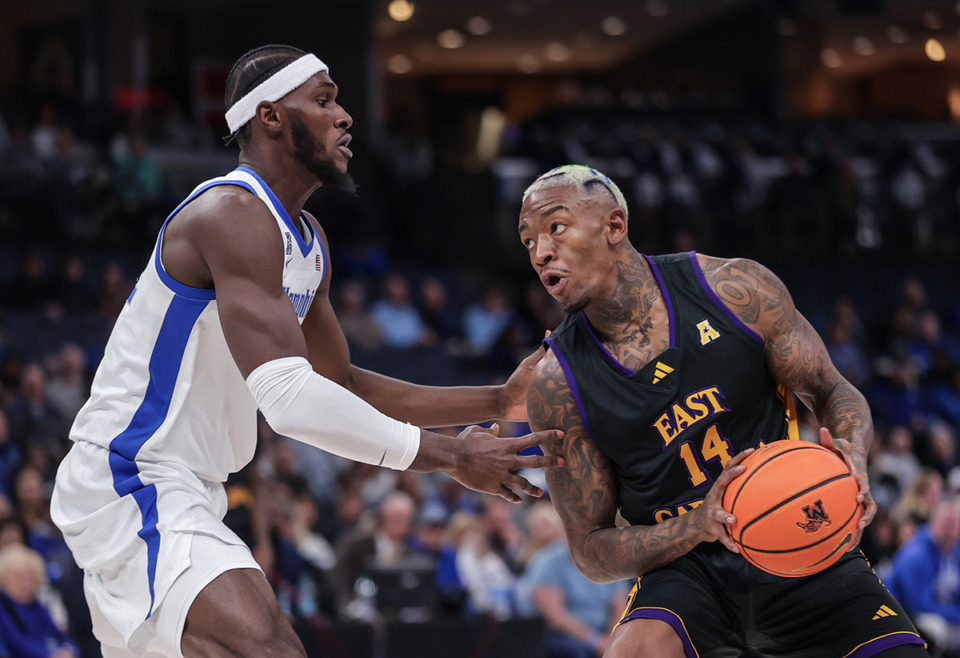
87, 532, 261, 657
52, 440, 261, 655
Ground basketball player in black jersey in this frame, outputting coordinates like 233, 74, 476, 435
521, 165, 927, 657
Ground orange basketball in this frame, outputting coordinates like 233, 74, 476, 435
722, 440, 861, 578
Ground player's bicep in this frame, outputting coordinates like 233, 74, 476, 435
527, 356, 620, 544
702, 255, 841, 408
202, 209, 309, 378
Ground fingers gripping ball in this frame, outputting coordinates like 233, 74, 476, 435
722, 440, 861, 578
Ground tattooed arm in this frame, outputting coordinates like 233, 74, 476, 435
699, 254, 875, 533
527, 351, 750, 583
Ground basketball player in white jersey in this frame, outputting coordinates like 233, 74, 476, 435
50, 45, 563, 657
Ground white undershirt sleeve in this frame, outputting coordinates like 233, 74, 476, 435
245, 356, 420, 470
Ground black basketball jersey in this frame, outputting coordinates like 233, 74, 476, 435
545, 252, 798, 527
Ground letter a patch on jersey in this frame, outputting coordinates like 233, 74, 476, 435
652, 361, 674, 384
697, 320, 721, 346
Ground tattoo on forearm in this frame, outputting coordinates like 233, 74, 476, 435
528, 357, 708, 581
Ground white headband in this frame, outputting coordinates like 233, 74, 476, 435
225, 53, 329, 134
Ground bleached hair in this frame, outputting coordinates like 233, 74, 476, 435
522, 164, 628, 221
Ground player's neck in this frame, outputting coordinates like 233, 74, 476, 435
237, 155, 319, 220
584, 250, 659, 342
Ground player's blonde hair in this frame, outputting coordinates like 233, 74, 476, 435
522, 164, 629, 221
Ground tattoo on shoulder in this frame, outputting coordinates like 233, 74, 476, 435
700, 256, 795, 340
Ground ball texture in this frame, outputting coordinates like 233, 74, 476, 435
722, 440, 861, 577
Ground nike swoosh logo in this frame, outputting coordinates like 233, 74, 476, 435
377, 448, 387, 466
285, 258, 293, 267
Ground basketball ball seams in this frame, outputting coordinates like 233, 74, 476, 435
727, 442, 836, 514
722, 440, 861, 577
738, 495, 860, 553
735, 471, 855, 543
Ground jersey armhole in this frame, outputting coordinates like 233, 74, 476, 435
544, 335, 598, 443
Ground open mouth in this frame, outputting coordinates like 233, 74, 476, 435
542, 273, 567, 295
337, 134, 353, 158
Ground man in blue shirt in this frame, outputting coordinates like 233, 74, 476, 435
889, 498, 960, 653
519, 502, 628, 657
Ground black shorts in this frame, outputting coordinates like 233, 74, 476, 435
617, 543, 925, 658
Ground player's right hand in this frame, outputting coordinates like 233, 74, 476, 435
698, 448, 753, 552
449, 424, 564, 503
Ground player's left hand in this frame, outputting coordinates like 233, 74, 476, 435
500, 337, 550, 421
819, 427, 875, 549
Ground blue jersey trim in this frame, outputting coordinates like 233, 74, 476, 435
235, 166, 316, 258
152, 178, 261, 301
107, 295, 209, 620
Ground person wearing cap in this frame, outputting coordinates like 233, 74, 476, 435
49, 44, 562, 657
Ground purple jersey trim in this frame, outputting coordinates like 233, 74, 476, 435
579, 312, 637, 377
844, 632, 925, 658
621, 608, 698, 658
643, 255, 676, 347
688, 251, 763, 346
544, 335, 597, 443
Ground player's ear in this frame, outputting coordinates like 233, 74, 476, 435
254, 101, 283, 138
605, 208, 628, 245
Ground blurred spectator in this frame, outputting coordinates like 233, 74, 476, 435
409, 500, 466, 615
481, 497, 526, 575
13, 466, 66, 562
332, 490, 417, 615
911, 310, 960, 385
30, 104, 60, 162
824, 298, 869, 389
3, 253, 57, 313
463, 286, 514, 354
447, 511, 517, 619
335, 279, 384, 351
6, 363, 68, 459
52, 257, 97, 317
369, 273, 433, 349
110, 131, 161, 208
517, 503, 628, 658
0, 410, 20, 499
887, 498, 960, 656
925, 421, 960, 479
45, 344, 87, 422
893, 468, 945, 531
0, 544, 79, 658
870, 425, 923, 505
96, 262, 133, 320
418, 276, 463, 345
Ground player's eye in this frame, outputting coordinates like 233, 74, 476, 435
552, 223, 566, 235
522, 238, 535, 249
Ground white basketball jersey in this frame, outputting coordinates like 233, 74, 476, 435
69, 166, 327, 483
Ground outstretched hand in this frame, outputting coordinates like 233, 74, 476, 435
697, 448, 754, 553
500, 339, 550, 421
449, 423, 564, 503
819, 427, 875, 548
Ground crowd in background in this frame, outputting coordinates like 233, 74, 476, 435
3, 95, 960, 656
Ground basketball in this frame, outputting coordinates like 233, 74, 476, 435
722, 440, 861, 578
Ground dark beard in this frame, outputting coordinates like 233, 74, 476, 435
563, 299, 588, 314
289, 111, 357, 194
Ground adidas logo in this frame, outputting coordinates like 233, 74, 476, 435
652, 361, 674, 384
872, 605, 897, 620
